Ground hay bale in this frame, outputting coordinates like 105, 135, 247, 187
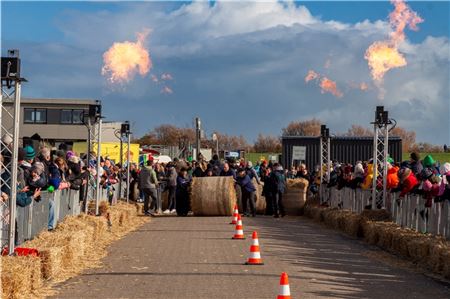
253, 179, 266, 214
190, 177, 237, 216
284, 178, 309, 215
362, 221, 380, 245
405, 235, 431, 262
428, 243, 448, 273
361, 209, 391, 222
1, 256, 42, 299
98, 200, 109, 216
38, 247, 64, 280
343, 213, 364, 238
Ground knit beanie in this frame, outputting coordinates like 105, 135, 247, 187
24, 145, 36, 161
422, 155, 436, 168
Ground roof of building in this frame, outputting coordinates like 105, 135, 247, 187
20, 97, 99, 105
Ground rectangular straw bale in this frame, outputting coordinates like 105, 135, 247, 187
343, 213, 364, 238
1, 256, 41, 299
39, 247, 64, 280
362, 221, 380, 245
427, 243, 448, 273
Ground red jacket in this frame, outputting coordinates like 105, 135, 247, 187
400, 172, 419, 197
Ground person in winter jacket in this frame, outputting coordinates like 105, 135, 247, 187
399, 168, 419, 198
139, 160, 159, 216
164, 163, 178, 214
268, 163, 286, 218
176, 168, 191, 216
361, 163, 375, 190
437, 162, 450, 201
386, 163, 400, 189
409, 152, 423, 176
245, 161, 261, 184
236, 168, 257, 217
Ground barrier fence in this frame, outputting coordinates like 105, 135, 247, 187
320, 186, 450, 239
1, 182, 126, 250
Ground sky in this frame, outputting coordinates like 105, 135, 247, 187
1, 1, 449, 144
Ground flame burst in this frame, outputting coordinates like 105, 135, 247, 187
304, 70, 319, 83
365, 0, 423, 83
320, 77, 343, 98
102, 29, 152, 84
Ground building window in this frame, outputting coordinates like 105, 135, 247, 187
72, 110, 84, 124
61, 110, 73, 124
61, 109, 85, 124
24, 108, 47, 124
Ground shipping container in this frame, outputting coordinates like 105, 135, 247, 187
282, 136, 402, 169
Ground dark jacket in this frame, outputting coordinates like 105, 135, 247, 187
267, 170, 286, 193
237, 175, 256, 193
220, 169, 236, 180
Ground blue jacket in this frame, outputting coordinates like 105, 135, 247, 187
237, 175, 256, 193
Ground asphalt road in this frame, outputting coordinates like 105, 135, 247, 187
52, 216, 450, 299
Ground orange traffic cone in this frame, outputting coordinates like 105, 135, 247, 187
245, 231, 264, 265
277, 272, 291, 299
232, 214, 245, 239
230, 204, 239, 225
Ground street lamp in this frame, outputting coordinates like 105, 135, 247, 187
212, 133, 219, 157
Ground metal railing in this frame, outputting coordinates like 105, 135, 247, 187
321, 186, 450, 239
1, 182, 125, 249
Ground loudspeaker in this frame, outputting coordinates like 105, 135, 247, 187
89, 104, 101, 117
1, 57, 20, 79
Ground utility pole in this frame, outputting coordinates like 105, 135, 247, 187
195, 117, 201, 160
319, 125, 331, 204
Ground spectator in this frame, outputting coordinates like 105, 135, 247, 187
245, 161, 261, 184
219, 162, 236, 179
163, 163, 177, 214
236, 168, 256, 217
409, 152, 423, 176
176, 168, 191, 216
399, 168, 419, 198
267, 163, 286, 218
139, 160, 159, 216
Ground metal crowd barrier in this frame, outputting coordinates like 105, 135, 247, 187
1, 182, 124, 249
320, 185, 450, 239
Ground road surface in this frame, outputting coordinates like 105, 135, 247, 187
52, 216, 450, 298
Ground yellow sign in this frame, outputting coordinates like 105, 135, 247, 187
72, 142, 140, 164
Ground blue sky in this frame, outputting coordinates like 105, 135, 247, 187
2, 1, 449, 144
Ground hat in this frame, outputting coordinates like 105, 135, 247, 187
66, 151, 75, 160
410, 152, 420, 162
24, 145, 36, 160
387, 157, 394, 164
68, 155, 80, 164
422, 155, 436, 168
1, 133, 13, 146
400, 168, 411, 183
420, 168, 433, 180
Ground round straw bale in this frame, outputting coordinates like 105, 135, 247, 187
190, 177, 237, 216
253, 178, 266, 214
284, 178, 309, 215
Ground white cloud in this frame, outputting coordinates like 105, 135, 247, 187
4, 1, 448, 143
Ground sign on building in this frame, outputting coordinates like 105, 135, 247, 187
292, 146, 306, 161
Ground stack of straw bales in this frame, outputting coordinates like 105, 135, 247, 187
253, 178, 266, 214
1, 202, 149, 298
304, 203, 450, 279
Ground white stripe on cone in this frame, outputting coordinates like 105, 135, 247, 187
252, 239, 259, 246
279, 284, 291, 296
250, 252, 261, 258
236, 229, 243, 235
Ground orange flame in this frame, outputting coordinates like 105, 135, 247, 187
102, 29, 152, 84
320, 77, 343, 98
365, 0, 423, 83
304, 70, 319, 83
